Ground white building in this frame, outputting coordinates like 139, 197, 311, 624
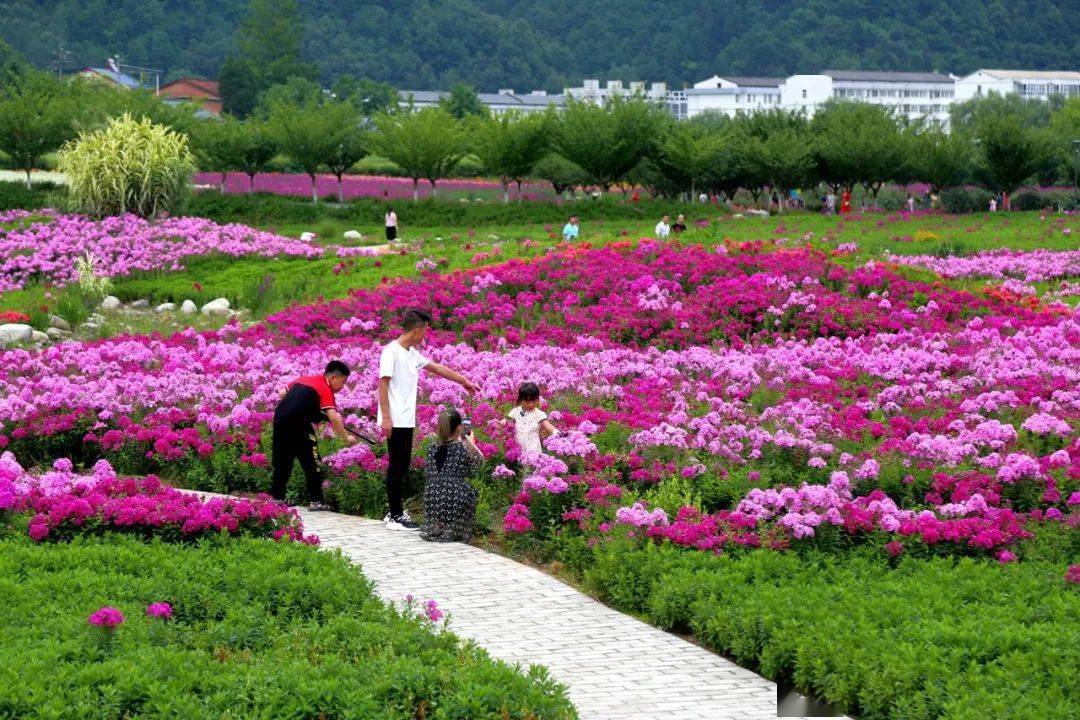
397, 89, 565, 115
955, 70, 1080, 102
563, 79, 669, 105
781, 70, 955, 125
683, 76, 784, 119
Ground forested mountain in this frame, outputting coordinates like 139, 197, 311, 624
2, 0, 1077, 91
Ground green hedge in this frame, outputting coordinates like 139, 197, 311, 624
0, 533, 576, 719
940, 187, 994, 214
0, 181, 62, 212
570, 534, 1080, 720
185, 190, 711, 228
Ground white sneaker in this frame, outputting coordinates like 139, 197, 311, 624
384, 511, 413, 523
386, 516, 420, 531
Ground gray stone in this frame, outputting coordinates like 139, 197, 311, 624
0, 323, 33, 345
200, 298, 231, 315
300, 231, 317, 242
100, 295, 121, 311
343, 230, 363, 241
155, 302, 176, 313
45, 327, 72, 341
129, 299, 150, 310
49, 315, 71, 331
180, 300, 198, 315
31, 330, 49, 345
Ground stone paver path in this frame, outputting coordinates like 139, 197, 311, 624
289, 507, 837, 720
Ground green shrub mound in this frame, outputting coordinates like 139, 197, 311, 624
574, 536, 1080, 720
0, 534, 576, 720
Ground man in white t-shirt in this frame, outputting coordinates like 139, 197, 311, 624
655, 215, 671, 239
378, 309, 478, 530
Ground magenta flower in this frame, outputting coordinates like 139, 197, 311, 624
145, 602, 173, 620
1066, 565, 1080, 585
88, 606, 125, 628
423, 599, 444, 623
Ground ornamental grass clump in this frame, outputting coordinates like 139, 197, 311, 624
58, 114, 196, 219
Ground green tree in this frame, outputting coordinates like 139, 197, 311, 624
236, 0, 318, 88
655, 123, 725, 202
219, 56, 261, 118
0, 72, 74, 188
468, 110, 550, 202
235, 120, 279, 192
254, 77, 323, 118
372, 108, 468, 200
532, 153, 589, 197
811, 101, 903, 207
760, 128, 814, 212
554, 97, 668, 191
332, 75, 399, 117
322, 106, 367, 202
440, 84, 487, 119
191, 117, 247, 192
974, 113, 1055, 197
906, 124, 972, 194
0, 38, 29, 87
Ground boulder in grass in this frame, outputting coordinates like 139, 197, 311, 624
180, 300, 198, 314
49, 315, 71, 331
0, 323, 33, 346
201, 298, 231, 315
31, 330, 49, 345
101, 296, 121, 311
300, 231, 317, 242
156, 303, 176, 313
130, 299, 150, 310
45, 327, 72, 341
343, 230, 363, 241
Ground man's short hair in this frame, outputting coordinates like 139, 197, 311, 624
325, 360, 350, 377
402, 309, 432, 331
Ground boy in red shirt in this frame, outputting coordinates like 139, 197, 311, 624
271, 360, 357, 510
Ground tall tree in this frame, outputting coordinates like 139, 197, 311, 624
0, 72, 74, 188
332, 75, 399, 117
322, 105, 367, 203
267, 99, 359, 204
655, 123, 725, 202
468, 110, 550, 202
554, 97, 669, 191
219, 56, 261, 118
235, 120, 279, 193
236, 0, 317, 88
191, 117, 248, 192
440, 84, 487, 119
811, 101, 903, 207
372, 107, 468, 200
974, 113, 1055, 197
905, 124, 972, 194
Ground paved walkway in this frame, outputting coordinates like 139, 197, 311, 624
287, 507, 835, 720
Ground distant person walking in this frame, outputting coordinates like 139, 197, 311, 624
989, 197, 997, 212
378, 309, 478, 530
385, 208, 398, 242
825, 192, 836, 216
654, 214, 671, 239
906, 194, 915, 212
840, 190, 852, 214
562, 216, 580, 241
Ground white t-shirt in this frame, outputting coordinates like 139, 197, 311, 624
377, 340, 428, 428
508, 406, 548, 455
654, 221, 670, 238
385, 211, 397, 227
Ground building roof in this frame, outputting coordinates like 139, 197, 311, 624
685, 86, 780, 96
973, 69, 1080, 81
81, 67, 142, 89
823, 69, 953, 83
161, 77, 220, 97
718, 76, 785, 87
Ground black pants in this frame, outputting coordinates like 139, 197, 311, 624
385, 427, 414, 518
271, 422, 324, 503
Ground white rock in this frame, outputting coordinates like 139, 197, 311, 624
343, 230, 363, 241
201, 298, 231, 315
130, 299, 150, 310
0, 323, 34, 345
31, 330, 49, 345
300, 231, 317, 242
45, 327, 72, 340
180, 300, 198, 315
101, 295, 121, 311
156, 302, 176, 313
49, 315, 71, 331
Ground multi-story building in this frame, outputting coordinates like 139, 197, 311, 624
682, 76, 784, 119
397, 89, 565, 115
955, 70, 1080, 102
563, 79, 669, 105
781, 70, 955, 124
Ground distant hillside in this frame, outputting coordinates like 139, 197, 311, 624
3, 0, 1077, 91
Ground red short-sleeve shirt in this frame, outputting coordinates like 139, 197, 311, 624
290, 375, 337, 410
